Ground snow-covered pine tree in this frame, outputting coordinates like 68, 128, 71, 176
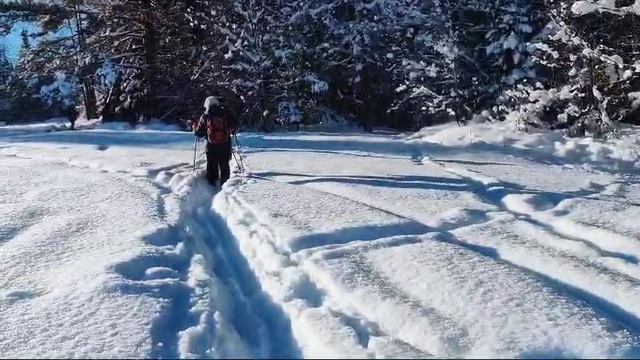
3, 29, 51, 122
0, 44, 14, 121
89, 0, 160, 123
185, 0, 289, 130
485, 0, 544, 86
388, 0, 452, 129
391, 0, 494, 128
484, 0, 547, 126
2, 0, 100, 121
516, 0, 640, 136
0, 44, 11, 87
287, 0, 432, 130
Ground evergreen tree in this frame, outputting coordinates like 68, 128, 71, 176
515, 0, 640, 135
0, 44, 14, 121
486, 0, 544, 85
0, 44, 11, 84
1, 0, 638, 134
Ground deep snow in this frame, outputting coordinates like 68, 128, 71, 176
2, 121, 640, 358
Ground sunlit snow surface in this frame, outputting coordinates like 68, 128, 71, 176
1, 120, 640, 358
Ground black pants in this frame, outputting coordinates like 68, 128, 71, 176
206, 142, 231, 186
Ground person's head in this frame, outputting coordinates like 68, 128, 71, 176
203, 96, 222, 114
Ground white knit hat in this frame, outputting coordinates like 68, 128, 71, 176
203, 96, 220, 111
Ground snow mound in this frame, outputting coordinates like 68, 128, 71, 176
0, 118, 71, 135
96, 120, 182, 132
409, 122, 640, 170
96, 122, 134, 131
136, 119, 182, 132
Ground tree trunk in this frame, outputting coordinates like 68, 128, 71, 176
141, 1, 158, 122
82, 78, 97, 120
72, 5, 97, 121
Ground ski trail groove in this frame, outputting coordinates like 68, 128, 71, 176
424, 157, 640, 266
245, 150, 640, 346
417, 157, 640, 324
218, 184, 437, 357
149, 171, 301, 358
11, 150, 302, 358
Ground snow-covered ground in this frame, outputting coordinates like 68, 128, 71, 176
2, 121, 640, 358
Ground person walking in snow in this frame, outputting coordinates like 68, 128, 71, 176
193, 96, 237, 187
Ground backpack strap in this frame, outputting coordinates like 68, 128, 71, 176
223, 107, 229, 136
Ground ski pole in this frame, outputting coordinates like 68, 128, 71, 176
233, 132, 246, 171
231, 144, 245, 173
232, 149, 243, 173
192, 137, 198, 173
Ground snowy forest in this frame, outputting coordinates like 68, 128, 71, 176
6, 1, 640, 358
1, 0, 640, 135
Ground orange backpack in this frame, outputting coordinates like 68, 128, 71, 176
204, 114, 229, 145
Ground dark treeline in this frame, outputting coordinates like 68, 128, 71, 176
1, 0, 639, 135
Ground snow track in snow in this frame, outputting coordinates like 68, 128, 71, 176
215, 182, 433, 358
1, 132, 300, 358
420, 157, 640, 327
108, 163, 302, 358
3, 126, 640, 358
234, 169, 640, 356
222, 131, 640, 358
218, 171, 640, 357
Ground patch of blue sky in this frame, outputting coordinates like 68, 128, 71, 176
1, 21, 71, 63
